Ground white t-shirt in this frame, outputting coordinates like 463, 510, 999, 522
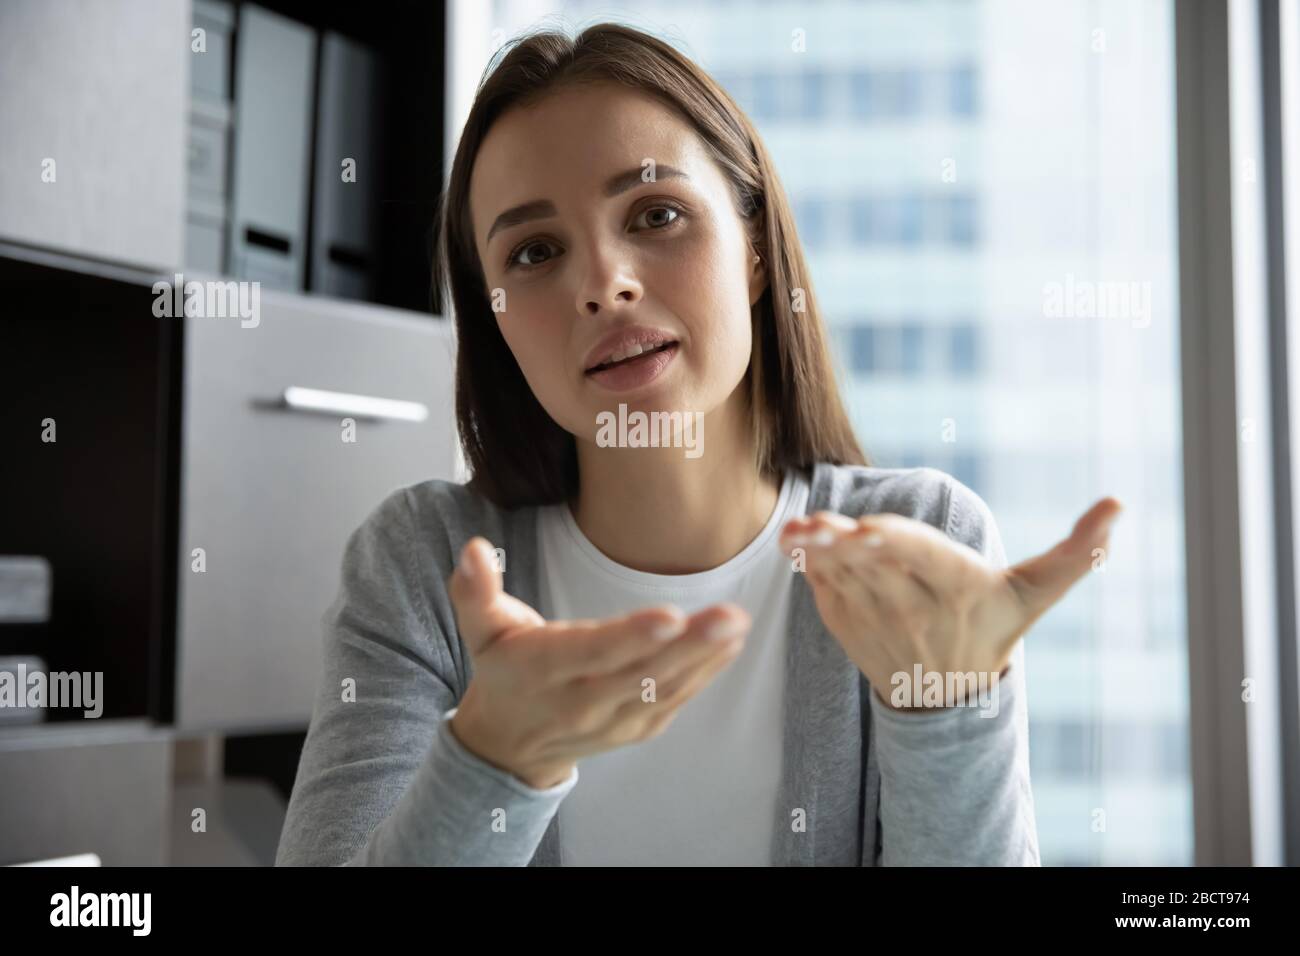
536, 468, 811, 865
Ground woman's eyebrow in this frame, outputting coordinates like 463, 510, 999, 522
484, 164, 690, 244
602, 163, 689, 197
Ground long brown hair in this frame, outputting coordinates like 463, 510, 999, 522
432, 22, 867, 510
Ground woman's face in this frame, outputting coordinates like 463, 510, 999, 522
468, 82, 767, 447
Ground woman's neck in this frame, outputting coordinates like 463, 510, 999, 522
569, 393, 782, 575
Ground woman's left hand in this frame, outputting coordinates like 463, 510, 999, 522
779, 497, 1123, 711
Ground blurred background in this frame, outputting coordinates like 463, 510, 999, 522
0, 0, 1296, 866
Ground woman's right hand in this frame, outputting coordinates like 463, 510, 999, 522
445, 536, 750, 789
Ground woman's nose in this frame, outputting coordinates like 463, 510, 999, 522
575, 243, 643, 315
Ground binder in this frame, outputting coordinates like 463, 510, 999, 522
226, 4, 316, 291
310, 32, 383, 299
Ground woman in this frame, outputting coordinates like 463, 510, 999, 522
276, 22, 1120, 867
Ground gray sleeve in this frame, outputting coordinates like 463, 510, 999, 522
275, 489, 578, 866
869, 474, 1041, 866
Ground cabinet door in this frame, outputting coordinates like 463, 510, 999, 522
177, 293, 458, 732
0, 721, 171, 867
0, 0, 187, 270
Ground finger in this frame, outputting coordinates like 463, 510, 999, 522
783, 513, 922, 599
780, 511, 855, 553
847, 514, 972, 597
559, 615, 747, 750
448, 537, 544, 655
1008, 497, 1124, 615
578, 606, 749, 708
531, 604, 745, 684
821, 536, 940, 622
803, 543, 937, 672
828, 530, 942, 607
611, 632, 743, 725
789, 512, 961, 609
785, 512, 905, 575
529, 605, 687, 683
805, 561, 882, 648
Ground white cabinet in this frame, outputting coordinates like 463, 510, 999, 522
0, 0, 187, 271
0, 721, 172, 866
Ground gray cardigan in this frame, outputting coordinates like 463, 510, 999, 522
276, 462, 1041, 866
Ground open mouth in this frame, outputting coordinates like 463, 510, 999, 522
585, 340, 679, 375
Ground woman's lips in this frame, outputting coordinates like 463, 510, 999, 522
585, 342, 679, 392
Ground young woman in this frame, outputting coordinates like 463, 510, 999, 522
276, 23, 1120, 867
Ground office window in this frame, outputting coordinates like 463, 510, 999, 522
951, 450, 981, 493
752, 71, 779, 120
900, 323, 924, 375
850, 196, 876, 245
895, 194, 925, 245
889, 70, 924, 117
874, 324, 907, 375
794, 197, 826, 248
949, 64, 979, 116
849, 322, 874, 374
946, 194, 979, 246
799, 69, 826, 120
850, 70, 877, 120
950, 322, 980, 376
900, 447, 929, 469
717, 70, 749, 112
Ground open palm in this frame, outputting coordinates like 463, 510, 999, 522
779, 498, 1123, 710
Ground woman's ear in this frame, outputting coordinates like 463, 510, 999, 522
748, 208, 764, 304
749, 258, 766, 307
745, 212, 768, 306
748, 245, 769, 307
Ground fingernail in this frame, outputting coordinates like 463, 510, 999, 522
811, 530, 835, 547
459, 544, 476, 579
785, 534, 810, 548
863, 532, 883, 548
706, 617, 746, 641
650, 613, 686, 640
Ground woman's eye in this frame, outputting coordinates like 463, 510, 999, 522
505, 205, 684, 273
635, 205, 682, 231
507, 240, 557, 270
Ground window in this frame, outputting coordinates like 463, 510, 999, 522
949, 64, 979, 117
950, 322, 979, 376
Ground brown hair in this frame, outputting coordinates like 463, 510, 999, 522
431, 21, 868, 510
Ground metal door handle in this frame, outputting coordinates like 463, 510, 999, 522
279, 386, 428, 422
